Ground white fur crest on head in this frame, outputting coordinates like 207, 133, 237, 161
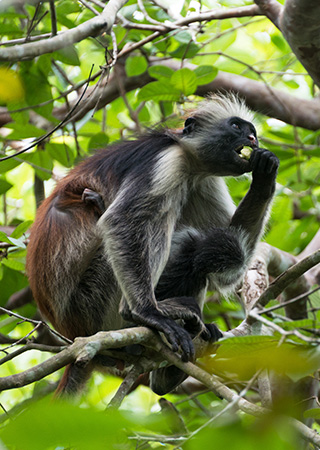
190, 92, 254, 125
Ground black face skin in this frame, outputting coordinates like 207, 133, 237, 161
183, 116, 259, 177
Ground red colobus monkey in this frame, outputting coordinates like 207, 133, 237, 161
27, 94, 279, 395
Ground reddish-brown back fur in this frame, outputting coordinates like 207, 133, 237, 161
26, 166, 105, 337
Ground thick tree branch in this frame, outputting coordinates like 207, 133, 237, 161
280, 0, 320, 88
0, 0, 128, 62
254, 0, 283, 29
197, 71, 320, 130
52, 60, 320, 130
253, 249, 320, 309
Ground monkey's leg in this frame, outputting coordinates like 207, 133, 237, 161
151, 229, 238, 395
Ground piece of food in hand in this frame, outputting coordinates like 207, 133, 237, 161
239, 147, 253, 160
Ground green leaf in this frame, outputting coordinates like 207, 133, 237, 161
47, 142, 76, 167
148, 65, 174, 80
170, 41, 199, 58
2, 259, 25, 271
10, 220, 33, 239
6, 123, 45, 139
88, 133, 109, 151
194, 65, 218, 85
21, 151, 53, 181
20, 59, 54, 120
0, 231, 26, 248
125, 55, 148, 76
174, 30, 194, 44
53, 46, 80, 66
0, 178, 13, 194
1, 398, 130, 450
204, 336, 320, 381
171, 68, 197, 95
275, 319, 320, 330
304, 408, 320, 419
138, 81, 181, 102
0, 158, 21, 174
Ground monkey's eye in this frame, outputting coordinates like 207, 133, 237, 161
231, 123, 240, 130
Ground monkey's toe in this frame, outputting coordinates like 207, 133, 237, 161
201, 323, 223, 342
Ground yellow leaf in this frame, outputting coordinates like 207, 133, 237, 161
0, 68, 25, 103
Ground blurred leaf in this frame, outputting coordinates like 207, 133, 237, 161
204, 336, 320, 381
47, 142, 76, 167
88, 133, 109, 151
275, 319, 320, 330
194, 65, 218, 85
0, 68, 25, 104
148, 65, 174, 80
138, 81, 181, 102
20, 58, 54, 120
304, 408, 320, 419
171, 68, 197, 95
0, 266, 28, 305
186, 417, 300, 450
53, 45, 80, 66
125, 55, 148, 76
1, 399, 130, 450
0, 231, 25, 248
21, 151, 53, 181
6, 123, 45, 139
0, 178, 13, 194
10, 220, 33, 238
0, 159, 21, 174
2, 258, 25, 271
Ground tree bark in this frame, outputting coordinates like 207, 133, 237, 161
280, 0, 320, 88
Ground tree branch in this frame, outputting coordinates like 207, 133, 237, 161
0, 0, 128, 62
280, 0, 320, 88
254, 0, 283, 29
52, 59, 320, 131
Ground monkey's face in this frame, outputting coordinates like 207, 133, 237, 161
184, 116, 259, 177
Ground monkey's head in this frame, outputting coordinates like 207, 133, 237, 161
181, 93, 259, 177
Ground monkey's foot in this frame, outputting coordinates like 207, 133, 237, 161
201, 323, 223, 342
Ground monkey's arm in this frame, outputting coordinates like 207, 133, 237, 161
192, 148, 279, 294
230, 148, 279, 246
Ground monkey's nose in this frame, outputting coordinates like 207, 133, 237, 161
248, 134, 257, 146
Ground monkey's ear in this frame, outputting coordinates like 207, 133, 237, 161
183, 117, 197, 135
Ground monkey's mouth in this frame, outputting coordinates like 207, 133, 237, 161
235, 144, 256, 160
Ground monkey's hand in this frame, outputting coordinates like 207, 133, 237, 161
249, 148, 279, 197
130, 305, 198, 362
157, 296, 207, 337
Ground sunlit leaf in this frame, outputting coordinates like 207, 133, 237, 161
10, 220, 33, 239
203, 336, 320, 381
148, 65, 174, 80
138, 81, 181, 102
1, 399, 130, 450
125, 55, 148, 76
2, 259, 25, 271
0, 68, 24, 104
171, 68, 197, 95
194, 65, 218, 85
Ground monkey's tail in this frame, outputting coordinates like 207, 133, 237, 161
55, 363, 94, 397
